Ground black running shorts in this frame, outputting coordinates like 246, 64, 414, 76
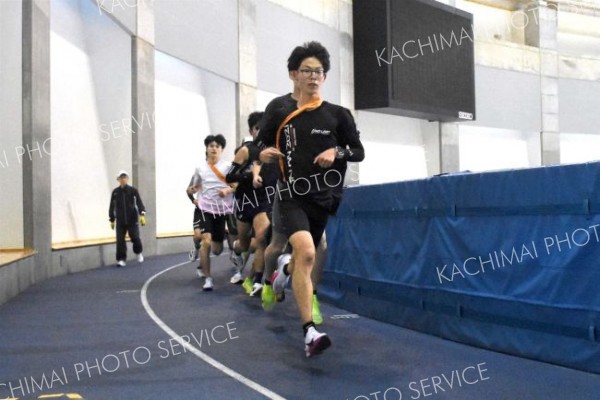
235, 198, 272, 223
272, 196, 329, 248
193, 209, 227, 242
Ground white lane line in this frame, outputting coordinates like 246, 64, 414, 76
140, 261, 286, 400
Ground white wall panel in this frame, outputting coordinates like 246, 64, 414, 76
472, 65, 542, 132
51, 0, 131, 244
561, 133, 600, 164
559, 78, 600, 135
256, 0, 342, 104
154, 0, 239, 81
0, 0, 23, 248
459, 127, 535, 172
88, 0, 136, 34
357, 111, 428, 184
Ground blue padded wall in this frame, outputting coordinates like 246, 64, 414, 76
321, 162, 600, 374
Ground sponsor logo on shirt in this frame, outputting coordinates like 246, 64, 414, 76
285, 125, 295, 182
311, 128, 331, 136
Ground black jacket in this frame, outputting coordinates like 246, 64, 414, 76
256, 101, 364, 211
109, 185, 146, 225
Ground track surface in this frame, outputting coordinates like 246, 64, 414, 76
1, 252, 600, 399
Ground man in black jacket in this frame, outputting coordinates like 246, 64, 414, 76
108, 170, 147, 267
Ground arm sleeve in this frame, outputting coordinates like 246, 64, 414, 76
225, 162, 252, 184
246, 142, 261, 162
108, 190, 115, 222
253, 100, 279, 149
134, 188, 146, 215
191, 168, 202, 187
186, 176, 195, 203
336, 108, 365, 162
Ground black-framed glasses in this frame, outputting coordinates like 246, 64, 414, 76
298, 68, 325, 78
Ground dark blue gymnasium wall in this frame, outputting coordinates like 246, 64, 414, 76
321, 162, 600, 374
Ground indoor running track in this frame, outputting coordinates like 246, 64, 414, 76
1, 252, 600, 400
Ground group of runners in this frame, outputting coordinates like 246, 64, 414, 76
186, 41, 365, 358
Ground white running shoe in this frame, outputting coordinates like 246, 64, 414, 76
117, 260, 126, 267
304, 326, 331, 358
272, 253, 291, 296
196, 267, 205, 279
229, 271, 243, 284
137, 253, 144, 263
249, 283, 263, 297
203, 277, 214, 291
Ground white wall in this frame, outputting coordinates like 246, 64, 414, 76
451, 65, 543, 172
558, 75, 600, 165
459, 127, 539, 172
256, 89, 280, 111
455, 0, 519, 43
356, 111, 429, 185
256, 0, 342, 104
51, 0, 132, 244
0, 0, 23, 249
154, 0, 239, 82
87, 0, 136, 34
559, 78, 600, 135
558, 11, 600, 58
561, 133, 600, 164
558, 31, 600, 58
471, 65, 542, 132
155, 51, 236, 235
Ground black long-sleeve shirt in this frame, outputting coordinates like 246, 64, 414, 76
225, 142, 280, 203
256, 98, 365, 209
254, 93, 296, 151
109, 185, 146, 225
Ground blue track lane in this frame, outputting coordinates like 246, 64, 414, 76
1, 253, 599, 400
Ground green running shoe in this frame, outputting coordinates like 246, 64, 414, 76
261, 284, 276, 311
312, 294, 323, 325
242, 277, 253, 295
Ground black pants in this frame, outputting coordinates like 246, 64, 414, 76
116, 222, 143, 261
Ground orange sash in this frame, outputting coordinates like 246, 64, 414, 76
209, 162, 234, 187
275, 98, 323, 181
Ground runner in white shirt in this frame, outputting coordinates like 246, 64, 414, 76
187, 134, 236, 291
